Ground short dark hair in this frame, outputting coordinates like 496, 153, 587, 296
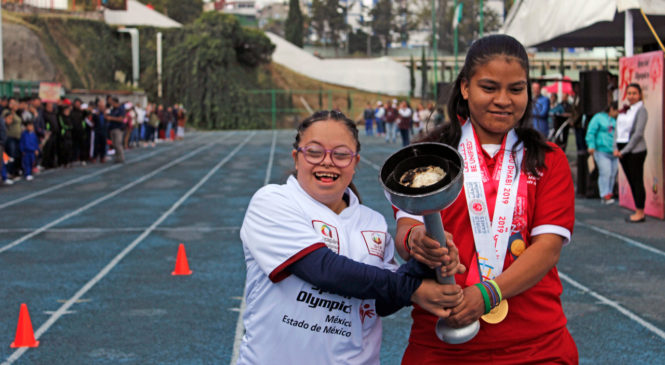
293, 110, 360, 153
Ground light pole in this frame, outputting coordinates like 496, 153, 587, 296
479, 0, 484, 37
432, 0, 437, 101
157, 32, 163, 99
0, 3, 4, 81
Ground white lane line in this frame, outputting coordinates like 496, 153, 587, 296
575, 221, 665, 259
559, 271, 665, 341
0, 134, 232, 255
0, 226, 241, 233
360, 156, 382, 171
230, 130, 278, 365
0, 134, 209, 211
1, 132, 256, 365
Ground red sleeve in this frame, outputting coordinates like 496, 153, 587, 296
531, 144, 575, 237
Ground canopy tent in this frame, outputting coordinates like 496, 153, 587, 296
501, 0, 665, 48
104, 0, 182, 28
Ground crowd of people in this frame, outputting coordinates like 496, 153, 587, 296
362, 100, 445, 147
0, 95, 187, 186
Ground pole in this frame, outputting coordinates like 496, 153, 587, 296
479, 0, 483, 37
0, 2, 4, 81
454, 0, 459, 75
271, 89, 276, 130
157, 32, 163, 99
432, 0, 437, 102
625, 10, 634, 57
118, 28, 140, 88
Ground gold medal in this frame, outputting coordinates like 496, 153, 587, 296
481, 299, 508, 324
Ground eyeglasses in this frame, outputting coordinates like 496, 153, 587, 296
297, 144, 357, 168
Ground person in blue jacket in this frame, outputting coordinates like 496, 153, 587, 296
20, 120, 40, 181
586, 102, 619, 204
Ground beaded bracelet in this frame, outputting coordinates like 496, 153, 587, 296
474, 283, 491, 314
403, 223, 424, 255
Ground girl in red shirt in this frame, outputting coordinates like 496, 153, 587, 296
396, 34, 578, 364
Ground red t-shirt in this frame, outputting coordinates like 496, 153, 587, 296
407, 143, 575, 351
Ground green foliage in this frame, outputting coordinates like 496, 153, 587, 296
439, 0, 501, 52
421, 47, 428, 99
409, 55, 415, 98
285, 0, 304, 47
162, 12, 275, 129
309, 0, 347, 48
370, 0, 392, 54
347, 29, 381, 55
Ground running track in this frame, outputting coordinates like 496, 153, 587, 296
0, 130, 664, 364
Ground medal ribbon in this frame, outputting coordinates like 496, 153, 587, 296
459, 121, 523, 280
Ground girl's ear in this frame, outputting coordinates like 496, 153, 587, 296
460, 79, 470, 100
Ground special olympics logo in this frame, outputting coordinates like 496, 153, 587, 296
321, 224, 333, 238
471, 199, 484, 215
371, 233, 382, 244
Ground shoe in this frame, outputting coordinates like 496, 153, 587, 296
625, 216, 645, 223
26, 175, 34, 181
601, 198, 615, 205
3, 179, 13, 185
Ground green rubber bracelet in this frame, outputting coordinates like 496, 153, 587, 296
475, 283, 491, 314
488, 279, 503, 302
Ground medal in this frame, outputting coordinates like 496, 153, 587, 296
481, 299, 508, 324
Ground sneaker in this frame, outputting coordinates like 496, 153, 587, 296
26, 175, 34, 181
3, 179, 13, 185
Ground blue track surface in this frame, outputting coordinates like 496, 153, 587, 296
1, 130, 664, 364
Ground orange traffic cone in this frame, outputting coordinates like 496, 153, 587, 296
171, 243, 192, 275
10, 303, 39, 348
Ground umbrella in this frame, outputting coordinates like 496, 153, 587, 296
501, 0, 665, 48
543, 77, 575, 96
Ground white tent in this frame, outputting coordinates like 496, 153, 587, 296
266, 32, 413, 96
104, 0, 182, 28
502, 0, 665, 48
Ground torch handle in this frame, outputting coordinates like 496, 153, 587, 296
423, 213, 455, 285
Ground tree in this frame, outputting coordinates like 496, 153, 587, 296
409, 55, 415, 97
165, 0, 203, 24
285, 0, 304, 47
438, 0, 502, 52
163, 12, 275, 129
370, 0, 393, 54
421, 47, 428, 99
310, 0, 328, 45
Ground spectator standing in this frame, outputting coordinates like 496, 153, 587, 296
20, 121, 40, 181
41, 102, 59, 169
58, 102, 74, 167
106, 97, 126, 163
384, 100, 398, 143
0, 112, 12, 185
91, 99, 108, 163
146, 103, 159, 147
531, 82, 550, 137
70, 99, 88, 165
3, 98, 23, 177
586, 102, 619, 204
614, 83, 648, 223
176, 108, 186, 140
363, 102, 374, 136
123, 103, 136, 149
374, 101, 385, 137
397, 101, 412, 147
550, 93, 572, 150
157, 104, 167, 140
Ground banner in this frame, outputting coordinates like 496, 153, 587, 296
38, 82, 61, 103
618, 51, 664, 219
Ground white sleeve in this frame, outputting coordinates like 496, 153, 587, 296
240, 186, 326, 282
395, 209, 424, 223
